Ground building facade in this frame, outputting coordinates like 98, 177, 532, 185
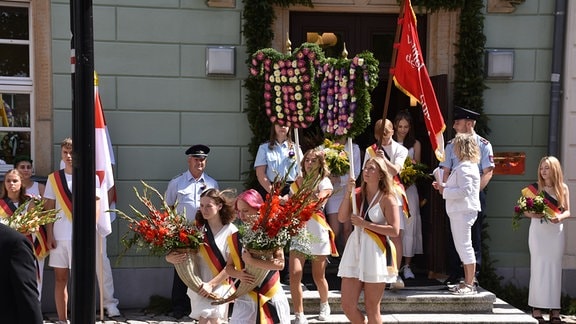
1, 0, 574, 309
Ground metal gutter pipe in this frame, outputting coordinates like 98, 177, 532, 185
548, 0, 567, 157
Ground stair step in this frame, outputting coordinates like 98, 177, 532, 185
286, 286, 496, 314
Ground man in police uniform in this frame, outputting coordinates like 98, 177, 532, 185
164, 144, 218, 319
439, 106, 494, 285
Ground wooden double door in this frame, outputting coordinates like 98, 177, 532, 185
289, 11, 450, 276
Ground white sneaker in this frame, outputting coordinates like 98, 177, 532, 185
105, 305, 121, 317
451, 283, 477, 295
402, 265, 415, 279
390, 277, 405, 290
318, 302, 330, 321
294, 313, 308, 324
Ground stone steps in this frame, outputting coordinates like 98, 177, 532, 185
285, 286, 538, 324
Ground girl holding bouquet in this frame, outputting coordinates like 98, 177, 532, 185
0, 169, 48, 299
225, 189, 290, 324
337, 156, 400, 324
524, 156, 570, 323
392, 111, 423, 279
166, 188, 237, 324
290, 148, 336, 324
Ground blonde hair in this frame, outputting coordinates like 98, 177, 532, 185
453, 133, 479, 163
301, 148, 330, 178
537, 156, 566, 209
361, 156, 393, 196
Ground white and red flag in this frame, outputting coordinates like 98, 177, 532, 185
95, 72, 115, 236
393, 0, 446, 161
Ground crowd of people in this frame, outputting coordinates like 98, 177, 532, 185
0, 105, 571, 323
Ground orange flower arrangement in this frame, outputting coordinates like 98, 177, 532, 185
115, 181, 204, 256
240, 173, 326, 251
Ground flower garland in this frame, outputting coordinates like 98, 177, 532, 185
250, 43, 324, 129
115, 181, 204, 256
318, 51, 379, 138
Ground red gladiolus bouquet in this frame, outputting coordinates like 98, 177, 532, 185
115, 181, 204, 256
239, 173, 326, 251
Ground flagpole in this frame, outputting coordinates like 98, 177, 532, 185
380, 0, 406, 145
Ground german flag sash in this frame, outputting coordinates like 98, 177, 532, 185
311, 211, 339, 257
290, 182, 338, 257
356, 191, 398, 275
198, 224, 231, 288
227, 232, 282, 324
48, 170, 72, 221
522, 183, 562, 217
366, 144, 410, 219
0, 198, 49, 278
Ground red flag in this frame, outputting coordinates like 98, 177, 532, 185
393, 0, 446, 161
95, 72, 115, 236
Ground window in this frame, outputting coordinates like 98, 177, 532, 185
0, 2, 33, 170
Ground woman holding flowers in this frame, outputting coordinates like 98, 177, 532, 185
337, 156, 400, 324
225, 189, 290, 324
433, 133, 480, 295
166, 188, 237, 324
0, 169, 48, 300
393, 111, 423, 280
254, 124, 303, 199
290, 148, 336, 324
524, 156, 570, 324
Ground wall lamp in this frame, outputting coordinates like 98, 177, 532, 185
206, 46, 235, 76
485, 49, 514, 80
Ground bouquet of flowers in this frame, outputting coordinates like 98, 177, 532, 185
213, 173, 326, 305
115, 181, 204, 256
400, 158, 430, 187
240, 173, 326, 252
512, 192, 552, 230
0, 198, 59, 234
322, 138, 350, 176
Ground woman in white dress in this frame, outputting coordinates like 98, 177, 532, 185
290, 148, 335, 324
337, 156, 400, 324
523, 156, 570, 324
166, 188, 238, 324
392, 111, 423, 279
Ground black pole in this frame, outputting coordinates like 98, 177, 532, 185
548, 0, 567, 157
70, 0, 96, 322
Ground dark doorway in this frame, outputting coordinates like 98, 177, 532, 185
290, 11, 449, 281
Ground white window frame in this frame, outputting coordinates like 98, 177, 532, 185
0, 0, 35, 171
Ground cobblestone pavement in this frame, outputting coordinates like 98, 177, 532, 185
43, 310, 198, 324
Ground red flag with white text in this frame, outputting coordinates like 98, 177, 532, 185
95, 74, 115, 236
393, 0, 446, 161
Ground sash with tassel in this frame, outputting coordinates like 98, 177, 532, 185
522, 183, 562, 217
227, 232, 282, 324
356, 191, 398, 276
366, 144, 410, 219
47, 170, 73, 222
290, 182, 338, 257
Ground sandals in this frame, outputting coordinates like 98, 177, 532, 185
550, 309, 563, 324
531, 308, 545, 324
